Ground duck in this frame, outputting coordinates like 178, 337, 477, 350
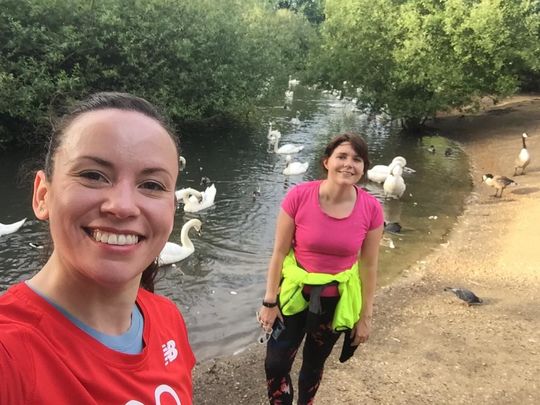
383, 164, 406, 199
179, 184, 217, 212
283, 155, 309, 176
271, 132, 304, 154
427, 145, 436, 154
482, 174, 517, 197
0, 218, 27, 237
514, 132, 530, 175
290, 111, 302, 126
158, 219, 202, 266
444, 147, 453, 157
367, 156, 409, 184
200, 176, 211, 188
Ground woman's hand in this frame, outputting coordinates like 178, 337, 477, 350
257, 306, 282, 332
352, 314, 372, 345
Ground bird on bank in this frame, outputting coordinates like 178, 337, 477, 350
514, 132, 530, 175
444, 287, 483, 305
482, 174, 517, 197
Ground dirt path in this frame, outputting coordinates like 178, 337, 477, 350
193, 95, 540, 404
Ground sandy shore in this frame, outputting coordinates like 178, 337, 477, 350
193, 95, 540, 404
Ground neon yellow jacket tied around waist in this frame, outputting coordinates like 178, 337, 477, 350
278, 250, 362, 332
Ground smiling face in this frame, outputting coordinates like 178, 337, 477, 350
33, 109, 179, 290
323, 141, 365, 185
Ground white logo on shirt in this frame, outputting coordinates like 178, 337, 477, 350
162, 340, 178, 366
125, 384, 181, 405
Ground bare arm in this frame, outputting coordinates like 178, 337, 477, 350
353, 225, 383, 344
259, 209, 295, 327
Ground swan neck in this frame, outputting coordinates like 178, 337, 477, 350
180, 224, 195, 249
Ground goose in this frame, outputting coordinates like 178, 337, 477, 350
158, 219, 202, 266
482, 174, 517, 197
514, 132, 530, 175
290, 111, 302, 126
283, 155, 309, 176
267, 122, 281, 141
183, 184, 217, 213
367, 156, 410, 184
383, 164, 406, 199
271, 133, 304, 154
0, 218, 27, 237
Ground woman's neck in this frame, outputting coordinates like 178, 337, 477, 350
319, 179, 356, 203
28, 256, 138, 335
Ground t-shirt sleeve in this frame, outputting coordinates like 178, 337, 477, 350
369, 197, 384, 230
281, 185, 300, 219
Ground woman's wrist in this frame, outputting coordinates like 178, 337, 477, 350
262, 299, 278, 308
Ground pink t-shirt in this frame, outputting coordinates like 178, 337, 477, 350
282, 180, 383, 293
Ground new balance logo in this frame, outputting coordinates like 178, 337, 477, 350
162, 340, 178, 366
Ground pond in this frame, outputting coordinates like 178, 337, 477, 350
0, 87, 471, 361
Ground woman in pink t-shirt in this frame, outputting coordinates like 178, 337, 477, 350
258, 132, 384, 405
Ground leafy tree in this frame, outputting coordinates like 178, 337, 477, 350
0, 0, 317, 147
316, 0, 540, 129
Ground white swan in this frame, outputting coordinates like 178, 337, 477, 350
283, 155, 309, 176
182, 184, 217, 213
158, 219, 202, 266
367, 156, 414, 183
383, 164, 406, 199
288, 75, 300, 89
285, 89, 294, 103
175, 187, 202, 203
267, 122, 281, 141
290, 111, 302, 126
272, 133, 304, 154
514, 132, 530, 175
179, 156, 186, 171
0, 218, 26, 237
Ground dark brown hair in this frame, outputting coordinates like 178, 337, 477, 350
43, 92, 180, 292
321, 132, 370, 181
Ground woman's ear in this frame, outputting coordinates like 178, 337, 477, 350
323, 158, 329, 171
33, 170, 50, 220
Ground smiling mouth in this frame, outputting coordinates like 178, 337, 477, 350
85, 228, 141, 246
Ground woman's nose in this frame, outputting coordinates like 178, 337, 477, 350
101, 182, 140, 218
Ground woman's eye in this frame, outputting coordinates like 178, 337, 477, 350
80, 171, 107, 182
141, 181, 166, 191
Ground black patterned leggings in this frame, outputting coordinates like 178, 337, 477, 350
264, 297, 341, 405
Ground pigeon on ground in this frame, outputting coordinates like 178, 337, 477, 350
444, 287, 483, 305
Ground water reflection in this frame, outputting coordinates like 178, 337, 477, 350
0, 88, 471, 362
